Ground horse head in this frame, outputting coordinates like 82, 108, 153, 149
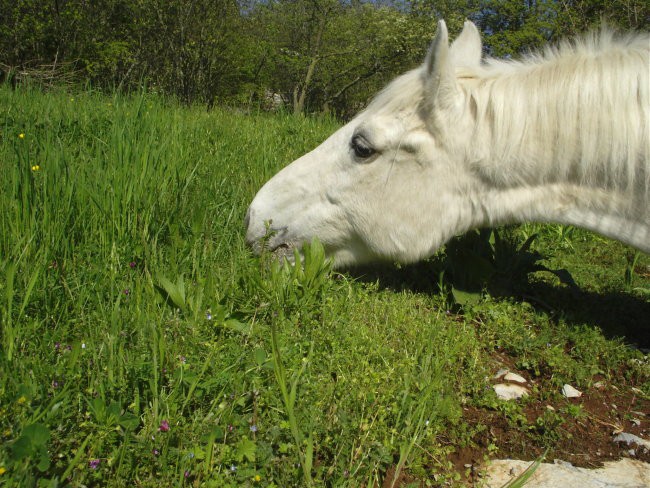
245, 21, 486, 267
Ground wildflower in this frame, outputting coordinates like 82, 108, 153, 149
152, 449, 159, 456
184, 470, 190, 478
179, 355, 186, 364
227, 424, 234, 432
229, 464, 237, 472
123, 289, 130, 296
89, 459, 100, 469
206, 311, 212, 321
250, 424, 258, 433
52, 380, 59, 389
253, 474, 261, 482
81, 343, 86, 349
17, 396, 27, 405
18, 133, 24, 139
55, 342, 61, 350
129, 261, 136, 269
31, 165, 40, 171
159, 420, 170, 432
0, 467, 6, 475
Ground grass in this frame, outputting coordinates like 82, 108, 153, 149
0, 84, 648, 487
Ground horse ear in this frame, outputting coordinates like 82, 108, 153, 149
450, 21, 482, 69
423, 20, 458, 112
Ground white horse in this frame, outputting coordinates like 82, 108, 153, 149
245, 20, 649, 267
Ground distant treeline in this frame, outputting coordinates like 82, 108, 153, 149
1, 0, 648, 116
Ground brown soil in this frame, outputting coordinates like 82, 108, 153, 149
384, 351, 649, 487
446, 355, 650, 486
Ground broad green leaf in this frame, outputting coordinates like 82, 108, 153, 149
234, 437, 256, 463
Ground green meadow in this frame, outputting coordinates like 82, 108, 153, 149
1, 85, 648, 487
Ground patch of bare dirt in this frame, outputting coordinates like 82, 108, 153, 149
446, 369, 649, 486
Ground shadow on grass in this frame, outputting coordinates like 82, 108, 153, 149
346, 260, 650, 349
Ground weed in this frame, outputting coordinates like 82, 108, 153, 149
0, 85, 647, 486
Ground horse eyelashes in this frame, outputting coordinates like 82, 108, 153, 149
351, 134, 375, 159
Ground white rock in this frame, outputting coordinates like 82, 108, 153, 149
503, 372, 527, 384
613, 432, 650, 450
493, 383, 529, 400
562, 384, 582, 398
493, 368, 509, 380
485, 458, 650, 488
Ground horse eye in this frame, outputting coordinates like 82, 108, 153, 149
351, 135, 375, 159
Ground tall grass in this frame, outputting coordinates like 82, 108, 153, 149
0, 84, 648, 487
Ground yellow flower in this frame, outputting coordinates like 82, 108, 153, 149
17, 395, 26, 404
0, 467, 6, 475
18, 133, 25, 139
31, 165, 40, 171
253, 474, 261, 482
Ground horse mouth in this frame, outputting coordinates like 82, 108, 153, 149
269, 242, 296, 262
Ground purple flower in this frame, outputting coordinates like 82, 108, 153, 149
184, 470, 190, 478
89, 459, 100, 469
129, 261, 136, 269
250, 424, 258, 433
159, 420, 170, 432
54, 342, 61, 350
227, 424, 234, 432
52, 380, 59, 389
152, 449, 160, 456
206, 312, 213, 320
123, 289, 130, 296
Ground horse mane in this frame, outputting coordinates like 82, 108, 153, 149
471, 29, 649, 197
368, 28, 650, 206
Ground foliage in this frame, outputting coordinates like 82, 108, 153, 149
1, 1, 647, 113
440, 229, 576, 306
0, 85, 648, 485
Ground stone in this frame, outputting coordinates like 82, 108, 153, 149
503, 372, 527, 383
493, 383, 529, 400
613, 432, 650, 450
485, 458, 650, 488
562, 384, 582, 398
493, 368, 509, 380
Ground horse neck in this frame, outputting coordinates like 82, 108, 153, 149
471, 182, 649, 252
458, 45, 650, 252
467, 43, 649, 195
